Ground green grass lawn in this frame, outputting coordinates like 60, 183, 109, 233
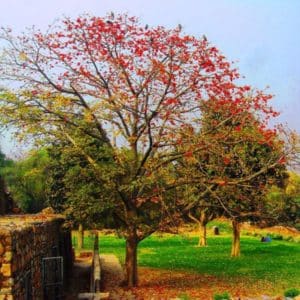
75, 232, 300, 291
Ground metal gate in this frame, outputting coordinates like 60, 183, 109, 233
42, 256, 64, 299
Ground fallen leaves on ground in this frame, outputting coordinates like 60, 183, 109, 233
106, 267, 281, 300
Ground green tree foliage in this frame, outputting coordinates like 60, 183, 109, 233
1, 149, 49, 213
0, 148, 13, 169
0, 148, 14, 213
267, 171, 300, 229
45, 126, 116, 229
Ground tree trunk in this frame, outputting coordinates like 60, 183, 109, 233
188, 210, 209, 247
198, 222, 207, 247
125, 229, 139, 287
231, 219, 241, 257
78, 223, 84, 250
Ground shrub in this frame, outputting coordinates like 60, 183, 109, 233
213, 292, 231, 300
178, 293, 190, 300
283, 236, 294, 242
294, 236, 300, 243
284, 288, 300, 298
270, 233, 283, 240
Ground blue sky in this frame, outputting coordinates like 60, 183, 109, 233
0, 0, 299, 156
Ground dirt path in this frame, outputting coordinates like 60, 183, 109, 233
65, 257, 92, 299
100, 254, 124, 291
65, 254, 124, 299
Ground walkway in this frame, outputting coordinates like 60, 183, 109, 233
65, 256, 92, 299
100, 254, 124, 291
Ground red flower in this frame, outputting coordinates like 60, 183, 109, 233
278, 156, 286, 165
218, 180, 226, 186
165, 98, 178, 105
235, 125, 241, 132
184, 151, 193, 158
223, 157, 231, 165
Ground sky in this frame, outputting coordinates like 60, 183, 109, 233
0, 0, 299, 157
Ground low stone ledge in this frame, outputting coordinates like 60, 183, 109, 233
78, 292, 109, 299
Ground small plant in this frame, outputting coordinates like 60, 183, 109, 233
284, 288, 300, 298
178, 293, 190, 300
270, 233, 283, 240
213, 292, 231, 300
283, 236, 294, 242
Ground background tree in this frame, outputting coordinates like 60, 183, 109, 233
188, 204, 218, 247
267, 171, 300, 229
217, 112, 287, 256
45, 126, 116, 248
0, 148, 13, 169
1, 149, 49, 212
176, 95, 292, 256
177, 174, 221, 247
0, 14, 290, 285
0, 148, 14, 213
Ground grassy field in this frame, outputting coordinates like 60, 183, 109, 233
74, 227, 300, 293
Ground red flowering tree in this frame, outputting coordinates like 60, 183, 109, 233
176, 97, 294, 256
0, 14, 292, 284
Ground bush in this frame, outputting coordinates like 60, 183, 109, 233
213, 292, 231, 300
270, 233, 283, 240
284, 288, 300, 298
294, 236, 300, 243
283, 236, 294, 242
178, 294, 190, 300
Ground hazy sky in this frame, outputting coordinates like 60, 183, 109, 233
0, 0, 299, 157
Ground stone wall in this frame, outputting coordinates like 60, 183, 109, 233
0, 215, 72, 300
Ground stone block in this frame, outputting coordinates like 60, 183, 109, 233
4, 252, 12, 263
0, 241, 5, 256
4, 237, 11, 246
0, 287, 12, 295
1, 263, 11, 277
1, 278, 14, 287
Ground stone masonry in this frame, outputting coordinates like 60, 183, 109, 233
0, 214, 72, 300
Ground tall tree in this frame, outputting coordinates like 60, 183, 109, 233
177, 98, 291, 257
0, 14, 289, 285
